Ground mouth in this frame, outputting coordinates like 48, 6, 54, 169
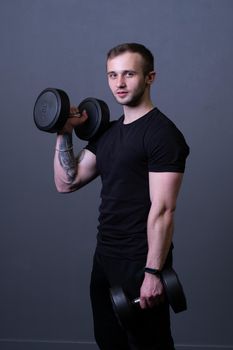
116, 91, 128, 98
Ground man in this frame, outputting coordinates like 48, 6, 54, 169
54, 43, 189, 349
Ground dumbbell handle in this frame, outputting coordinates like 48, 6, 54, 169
132, 297, 140, 304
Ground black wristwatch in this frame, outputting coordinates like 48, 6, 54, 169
144, 267, 161, 276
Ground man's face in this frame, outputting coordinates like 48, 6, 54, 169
107, 52, 152, 107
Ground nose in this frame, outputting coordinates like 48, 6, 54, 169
116, 74, 126, 88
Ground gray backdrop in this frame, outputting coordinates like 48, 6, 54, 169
0, 0, 232, 349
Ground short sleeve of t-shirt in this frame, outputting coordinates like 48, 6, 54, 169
145, 121, 189, 173
85, 139, 97, 155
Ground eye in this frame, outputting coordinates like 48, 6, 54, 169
125, 71, 135, 78
108, 72, 117, 79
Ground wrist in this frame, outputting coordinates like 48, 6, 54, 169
56, 133, 73, 152
144, 267, 161, 277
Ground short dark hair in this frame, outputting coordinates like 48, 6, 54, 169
107, 43, 154, 75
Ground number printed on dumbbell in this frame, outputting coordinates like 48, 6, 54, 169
41, 102, 48, 121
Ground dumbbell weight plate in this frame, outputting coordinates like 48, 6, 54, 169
110, 267, 187, 329
110, 286, 135, 329
33, 88, 70, 133
75, 98, 110, 141
161, 268, 187, 313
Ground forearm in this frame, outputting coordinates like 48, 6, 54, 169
146, 208, 174, 270
54, 132, 98, 193
54, 133, 78, 192
140, 172, 182, 308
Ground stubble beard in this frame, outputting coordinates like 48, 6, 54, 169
115, 84, 147, 107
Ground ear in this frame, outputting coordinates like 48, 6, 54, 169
146, 71, 156, 85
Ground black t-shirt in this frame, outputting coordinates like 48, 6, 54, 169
86, 108, 189, 260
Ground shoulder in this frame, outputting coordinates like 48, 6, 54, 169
145, 108, 189, 148
145, 108, 179, 133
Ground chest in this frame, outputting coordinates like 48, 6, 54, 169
96, 122, 148, 178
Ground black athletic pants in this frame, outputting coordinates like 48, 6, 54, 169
90, 250, 175, 350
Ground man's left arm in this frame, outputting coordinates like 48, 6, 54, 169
140, 171, 183, 309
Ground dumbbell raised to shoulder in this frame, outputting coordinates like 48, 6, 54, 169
33, 88, 110, 140
110, 267, 187, 329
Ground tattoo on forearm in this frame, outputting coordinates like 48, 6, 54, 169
57, 133, 76, 183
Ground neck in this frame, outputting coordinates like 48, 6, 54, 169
123, 99, 154, 124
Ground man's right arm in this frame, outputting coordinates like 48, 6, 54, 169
54, 109, 98, 193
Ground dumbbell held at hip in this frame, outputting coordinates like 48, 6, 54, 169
110, 267, 187, 329
33, 88, 110, 140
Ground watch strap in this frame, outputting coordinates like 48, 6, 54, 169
144, 267, 161, 276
